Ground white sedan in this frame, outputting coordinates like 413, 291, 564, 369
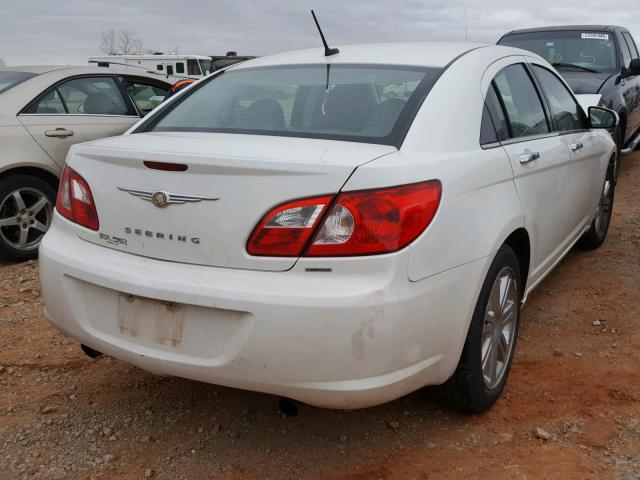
39, 43, 617, 411
0, 66, 170, 261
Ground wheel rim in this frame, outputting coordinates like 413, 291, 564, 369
0, 187, 53, 251
594, 175, 613, 238
481, 267, 518, 390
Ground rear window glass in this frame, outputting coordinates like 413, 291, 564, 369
0, 71, 37, 95
147, 64, 439, 145
499, 31, 618, 73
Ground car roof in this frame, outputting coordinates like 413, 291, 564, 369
229, 42, 489, 70
0, 65, 172, 82
502, 25, 627, 36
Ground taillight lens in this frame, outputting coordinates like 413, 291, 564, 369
55, 166, 100, 230
246, 195, 334, 256
247, 180, 441, 257
307, 181, 441, 256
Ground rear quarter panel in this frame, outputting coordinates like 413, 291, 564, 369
344, 49, 524, 281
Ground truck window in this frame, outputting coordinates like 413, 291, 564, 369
187, 60, 202, 76
622, 32, 639, 59
619, 33, 633, 67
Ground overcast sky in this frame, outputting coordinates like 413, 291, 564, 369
2, 0, 640, 65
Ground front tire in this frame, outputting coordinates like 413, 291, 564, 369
0, 175, 56, 262
433, 245, 522, 412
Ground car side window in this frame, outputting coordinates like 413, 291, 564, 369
493, 64, 550, 139
30, 89, 66, 114
58, 77, 129, 115
532, 65, 586, 132
124, 80, 170, 116
480, 85, 511, 145
619, 33, 633, 67
622, 32, 639, 59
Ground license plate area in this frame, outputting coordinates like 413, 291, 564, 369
118, 293, 184, 347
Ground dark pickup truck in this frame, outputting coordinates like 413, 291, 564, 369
498, 25, 640, 158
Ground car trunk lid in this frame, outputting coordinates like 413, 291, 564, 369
69, 131, 395, 271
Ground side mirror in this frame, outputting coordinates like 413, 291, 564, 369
588, 106, 619, 129
629, 58, 640, 76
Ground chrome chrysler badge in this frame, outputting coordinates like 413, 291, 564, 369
117, 187, 219, 208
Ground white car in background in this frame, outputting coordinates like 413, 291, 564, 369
40, 43, 617, 411
0, 66, 170, 261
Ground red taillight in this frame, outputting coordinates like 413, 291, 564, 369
246, 195, 334, 256
247, 180, 441, 257
55, 166, 100, 230
307, 180, 441, 256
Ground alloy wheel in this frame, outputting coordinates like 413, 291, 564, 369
594, 175, 614, 239
481, 267, 518, 390
0, 187, 53, 251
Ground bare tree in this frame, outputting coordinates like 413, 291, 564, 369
98, 29, 117, 55
117, 30, 144, 55
98, 29, 145, 55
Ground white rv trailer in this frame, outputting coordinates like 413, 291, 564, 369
88, 54, 213, 83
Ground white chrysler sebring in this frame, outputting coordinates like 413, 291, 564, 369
40, 43, 617, 412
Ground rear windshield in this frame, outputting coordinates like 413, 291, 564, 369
146, 64, 440, 145
499, 31, 618, 73
0, 71, 37, 95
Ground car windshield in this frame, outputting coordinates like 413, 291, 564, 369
499, 31, 618, 73
198, 59, 213, 75
147, 64, 439, 145
0, 71, 37, 95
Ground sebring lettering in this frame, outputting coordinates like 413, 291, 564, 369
124, 227, 201, 244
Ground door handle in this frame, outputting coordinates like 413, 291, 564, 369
45, 128, 74, 138
518, 150, 540, 165
570, 142, 584, 151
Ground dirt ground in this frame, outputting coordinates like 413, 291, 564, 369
1, 152, 639, 480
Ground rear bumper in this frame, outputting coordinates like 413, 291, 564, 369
39, 215, 486, 409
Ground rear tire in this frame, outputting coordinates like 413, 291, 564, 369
577, 157, 615, 250
0, 175, 56, 262
432, 245, 522, 413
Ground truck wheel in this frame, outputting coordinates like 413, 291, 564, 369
433, 245, 521, 412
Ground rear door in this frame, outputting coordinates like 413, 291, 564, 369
529, 63, 602, 229
617, 31, 640, 142
487, 62, 574, 283
18, 76, 139, 167
620, 31, 640, 136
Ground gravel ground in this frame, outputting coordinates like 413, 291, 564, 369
1, 151, 639, 480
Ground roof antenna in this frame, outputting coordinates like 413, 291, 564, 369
311, 10, 340, 56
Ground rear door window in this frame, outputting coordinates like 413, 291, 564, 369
481, 85, 510, 145
493, 64, 550, 139
123, 80, 169, 116
30, 89, 65, 114
532, 65, 586, 132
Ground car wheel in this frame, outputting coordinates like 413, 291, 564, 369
612, 125, 622, 184
432, 245, 521, 412
577, 158, 615, 250
0, 175, 56, 262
